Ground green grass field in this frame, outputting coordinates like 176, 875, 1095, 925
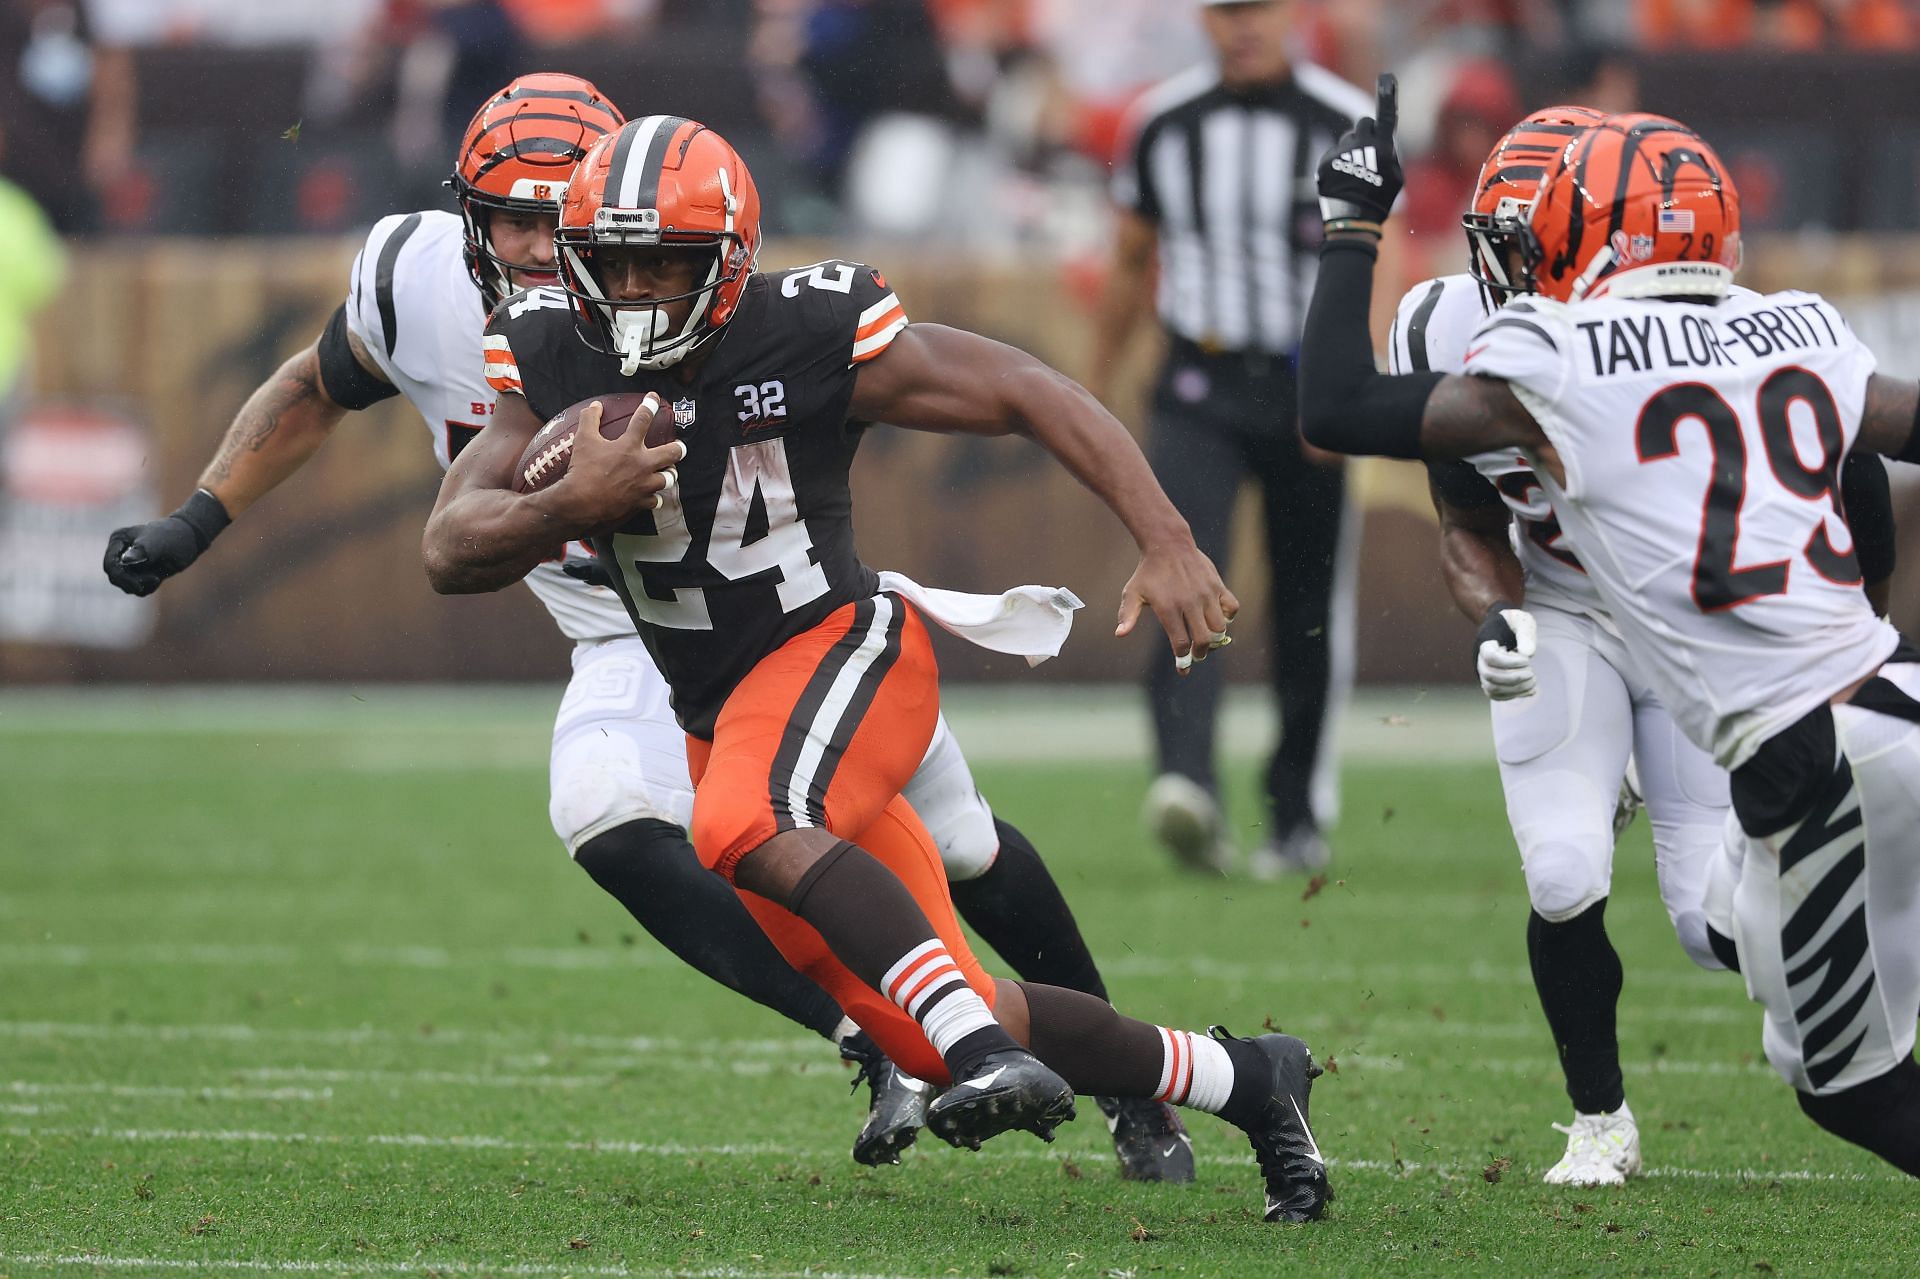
2, 688, 1915, 1278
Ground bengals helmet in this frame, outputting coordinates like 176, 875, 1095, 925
555, 116, 762, 373
448, 73, 625, 310
1461, 105, 1606, 299
1523, 113, 1741, 304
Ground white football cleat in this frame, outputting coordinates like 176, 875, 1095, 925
1142, 773, 1234, 874
1543, 1104, 1643, 1187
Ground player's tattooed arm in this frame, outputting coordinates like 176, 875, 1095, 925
196, 342, 351, 517
1429, 468, 1525, 623
850, 322, 1239, 663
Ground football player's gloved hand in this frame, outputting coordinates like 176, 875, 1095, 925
561, 549, 615, 589
102, 489, 231, 597
1317, 73, 1402, 233
1476, 603, 1537, 701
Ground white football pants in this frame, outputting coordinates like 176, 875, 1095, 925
1491, 604, 1730, 969
548, 636, 1001, 878
1707, 661, 1920, 1096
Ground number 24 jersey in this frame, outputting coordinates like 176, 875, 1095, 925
483, 260, 910, 738
1465, 287, 1899, 769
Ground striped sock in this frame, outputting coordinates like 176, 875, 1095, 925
883, 939, 1012, 1073
1153, 1027, 1236, 1114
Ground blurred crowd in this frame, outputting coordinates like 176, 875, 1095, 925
2, 0, 1919, 249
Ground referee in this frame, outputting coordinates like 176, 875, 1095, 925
1091, 0, 1384, 878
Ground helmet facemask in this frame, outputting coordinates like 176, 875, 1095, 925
1462, 193, 1535, 301
453, 184, 567, 311
557, 207, 751, 373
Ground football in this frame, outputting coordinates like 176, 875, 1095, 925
511, 391, 671, 494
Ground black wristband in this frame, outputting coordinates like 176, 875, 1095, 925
1320, 236, 1381, 262
1475, 601, 1520, 650
174, 488, 232, 552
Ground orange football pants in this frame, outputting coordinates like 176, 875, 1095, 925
685, 593, 995, 1084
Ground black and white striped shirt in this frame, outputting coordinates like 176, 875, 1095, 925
1114, 63, 1371, 357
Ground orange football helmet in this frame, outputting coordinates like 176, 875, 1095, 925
448, 73, 625, 310
555, 116, 762, 372
1462, 105, 1606, 298
1523, 112, 1741, 303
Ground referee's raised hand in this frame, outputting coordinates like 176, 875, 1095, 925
1317, 74, 1402, 233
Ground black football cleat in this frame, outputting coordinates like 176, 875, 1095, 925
841, 1032, 930, 1166
925, 1048, 1076, 1151
1211, 1026, 1332, 1222
1096, 1096, 1196, 1183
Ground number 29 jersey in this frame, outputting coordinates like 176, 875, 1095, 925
1465, 288, 1900, 769
484, 261, 909, 738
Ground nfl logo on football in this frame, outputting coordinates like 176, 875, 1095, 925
673, 397, 698, 431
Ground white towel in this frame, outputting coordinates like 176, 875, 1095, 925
876, 570, 1082, 668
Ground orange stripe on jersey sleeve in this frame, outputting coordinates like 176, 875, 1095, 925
485, 369, 524, 394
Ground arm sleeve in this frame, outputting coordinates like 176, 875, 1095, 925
316, 304, 399, 410
1428, 459, 1506, 510
1841, 452, 1897, 585
1297, 239, 1442, 459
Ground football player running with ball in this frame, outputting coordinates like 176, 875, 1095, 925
1390, 106, 1897, 1185
101, 76, 1193, 1181
1303, 80, 1920, 1177
424, 116, 1335, 1223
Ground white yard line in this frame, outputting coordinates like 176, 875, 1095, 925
0, 1255, 913, 1279
4, 1081, 330, 1103
0, 684, 1496, 766
0, 1124, 1894, 1186
0, 943, 1738, 994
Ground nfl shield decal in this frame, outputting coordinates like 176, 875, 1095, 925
672, 397, 697, 431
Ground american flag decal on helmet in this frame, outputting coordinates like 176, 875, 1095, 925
1658, 208, 1695, 233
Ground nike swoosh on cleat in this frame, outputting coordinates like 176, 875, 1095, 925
1162, 1143, 1184, 1159
1289, 1096, 1324, 1166
956, 1066, 1009, 1092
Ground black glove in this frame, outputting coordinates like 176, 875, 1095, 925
102, 489, 231, 597
561, 549, 615, 589
1317, 73, 1402, 233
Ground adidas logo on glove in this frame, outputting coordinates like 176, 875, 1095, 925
1329, 146, 1383, 186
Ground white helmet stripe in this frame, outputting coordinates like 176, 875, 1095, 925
615, 115, 673, 209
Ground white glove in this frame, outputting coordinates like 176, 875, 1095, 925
1475, 606, 1537, 701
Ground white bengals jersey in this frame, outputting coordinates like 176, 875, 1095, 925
1389, 273, 1599, 617
1464, 287, 1900, 768
342, 210, 632, 641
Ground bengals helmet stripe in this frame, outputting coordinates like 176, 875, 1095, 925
1462, 105, 1605, 299
449, 73, 625, 311
1524, 113, 1740, 303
